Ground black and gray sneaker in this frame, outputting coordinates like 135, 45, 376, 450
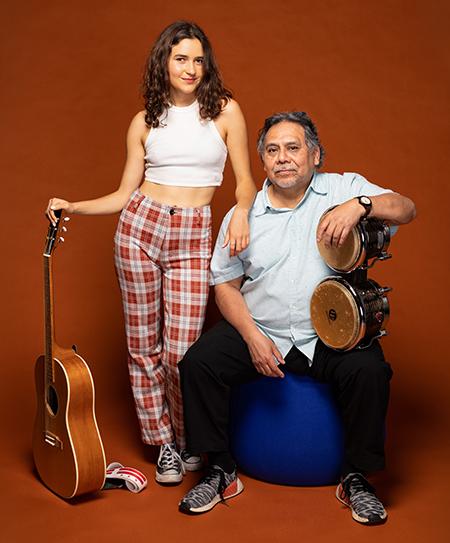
179, 465, 244, 514
155, 441, 185, 485
180, 449, 204, 472
336, 473, 387, 525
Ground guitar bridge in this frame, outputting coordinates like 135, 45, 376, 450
44, 431, 63, 449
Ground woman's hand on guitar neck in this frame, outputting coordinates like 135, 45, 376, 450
46, 198, 74, 226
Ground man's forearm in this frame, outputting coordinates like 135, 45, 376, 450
369, 192, 417, 225
214, 280, 261, 343
214, 279, 285, 375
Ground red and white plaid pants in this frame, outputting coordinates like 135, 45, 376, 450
114, 190, 211, 449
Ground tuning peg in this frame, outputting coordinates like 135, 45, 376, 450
58, 237, 65, 243
63, 217, 70, 222
61, 226, 67, 233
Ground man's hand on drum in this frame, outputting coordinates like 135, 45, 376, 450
316, 199, 365, 249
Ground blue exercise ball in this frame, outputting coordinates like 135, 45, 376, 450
228, 373, 346, 486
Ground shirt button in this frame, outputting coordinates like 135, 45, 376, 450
292, 306, 296, 310
291, 279, 295, 284
169, 208, 175, 215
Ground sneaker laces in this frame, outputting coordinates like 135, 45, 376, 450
340, 473, 385, 518
158, 442, 185, 475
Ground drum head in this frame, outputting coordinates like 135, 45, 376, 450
310, 280, 362, 350
317, 224, 361, 272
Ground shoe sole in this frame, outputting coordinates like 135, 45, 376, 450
179, 477, 244, 514
335, 484, 387, 525
155, 471, 183, 485
182, 458, 205, 472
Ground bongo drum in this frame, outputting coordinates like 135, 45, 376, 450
317, 209, 391, 272
310, 277, 391, 351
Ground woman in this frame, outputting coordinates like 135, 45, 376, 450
46, 21, 256, 485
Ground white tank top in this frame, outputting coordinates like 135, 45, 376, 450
144, 101, 228, 187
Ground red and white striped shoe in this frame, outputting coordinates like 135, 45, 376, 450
104, 462, 147, 493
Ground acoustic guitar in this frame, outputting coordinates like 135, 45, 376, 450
33, 210, 106, 498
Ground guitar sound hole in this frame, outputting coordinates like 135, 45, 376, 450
46, 385, 59, 417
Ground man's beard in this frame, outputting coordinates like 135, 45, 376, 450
271, 169, 301, 189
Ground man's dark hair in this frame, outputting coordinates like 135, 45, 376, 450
257, 111, 325, 168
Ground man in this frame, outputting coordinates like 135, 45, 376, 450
178, 111, 417, 524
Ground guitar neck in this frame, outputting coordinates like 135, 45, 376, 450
43, 254, 56, 382
43, 210, 66, 383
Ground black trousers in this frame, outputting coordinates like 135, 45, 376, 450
179, 319, 393, 473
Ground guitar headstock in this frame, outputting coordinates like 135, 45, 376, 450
44, 210, 69, 257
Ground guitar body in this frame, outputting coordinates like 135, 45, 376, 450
33, 347, 106, 498
33, 210, 106, 499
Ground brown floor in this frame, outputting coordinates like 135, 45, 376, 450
1, 385, 448, 543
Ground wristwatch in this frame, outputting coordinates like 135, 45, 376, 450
356, 195, 372, 217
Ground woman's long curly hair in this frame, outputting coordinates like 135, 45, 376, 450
142, 21, 233, 128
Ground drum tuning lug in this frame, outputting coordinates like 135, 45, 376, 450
362, 330, 389, 349
365, 253, 392, 270
379, 286, 392, 294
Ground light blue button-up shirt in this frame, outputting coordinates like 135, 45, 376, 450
210, 172, 397, 364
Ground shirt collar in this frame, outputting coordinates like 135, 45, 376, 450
254, 172, 328, 216
309, 171, 328, 196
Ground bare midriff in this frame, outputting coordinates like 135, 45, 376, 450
139, 181, 217, 208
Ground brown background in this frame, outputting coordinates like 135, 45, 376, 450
1, 0, 449, 541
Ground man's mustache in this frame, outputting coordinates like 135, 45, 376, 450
274, 167, 297, 174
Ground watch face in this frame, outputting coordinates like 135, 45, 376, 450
360, 196, 371, 205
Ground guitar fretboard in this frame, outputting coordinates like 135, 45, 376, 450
43, 255, 54, 382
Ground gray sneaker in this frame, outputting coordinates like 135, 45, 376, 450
155, 441, 185, 485
179, 465, 244, 514
336, 473, 387, 525
180, 449, 204, 472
